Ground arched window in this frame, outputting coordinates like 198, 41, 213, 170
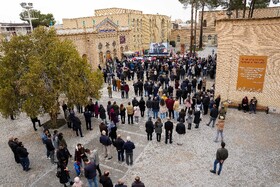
177, 35, 180, 43
203, 20, 207, 27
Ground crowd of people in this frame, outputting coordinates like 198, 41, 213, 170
8, 52, 234, 186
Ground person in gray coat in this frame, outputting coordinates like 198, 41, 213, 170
154, 117, 163, 142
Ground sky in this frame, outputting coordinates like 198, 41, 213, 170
0, 0, 195, 24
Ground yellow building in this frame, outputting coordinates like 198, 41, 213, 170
57, 8, 171, 68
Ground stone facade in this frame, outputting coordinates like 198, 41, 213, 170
58, 18, 130, 69
215, 17, 280, 112
60, 8, 171, 52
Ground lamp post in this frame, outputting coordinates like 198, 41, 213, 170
20, 2, 34, 32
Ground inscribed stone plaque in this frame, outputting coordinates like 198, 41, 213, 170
236, 55, 268, 92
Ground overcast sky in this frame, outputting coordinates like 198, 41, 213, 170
0, 0, 196, 24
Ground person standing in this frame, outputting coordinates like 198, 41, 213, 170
126, 102, 134, 125
99, 105, 107, 123
85, 148, 102, 177
214, 116, 225, 142
145, 117, 154, 141
8, 137, 20, 164
124, 82, 129, 99
74, 143, 86, 168
119, 104, 126, 124
164, 118, 173, 144
107, 84, 113, 98
131, 176, 145, 187
45, 134, 55, 164
194, 107, 202, 129
176, 119, 186, 145
30, 116, 41, 131
84, 158, 98, 187
123, 136, 135, 166
154, 118, 163, 142
113, 134, 125, 162
134, 105, 140, 124
99, 130, 113, 160
57, 158, 74, 187
139, 97, 146, 117
210, 142, 229, 175
70, 114, 84, 137
173, 98, 180, 120
187, 109, 193, 130
16, 142, 30, 171
99, 171, 113, 187
146, 97, 153, 120
206, 104, 218, 127
84, 108, 92, 130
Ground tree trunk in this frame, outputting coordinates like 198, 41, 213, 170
199, 3, 205, 49
190, 1, 194, 56
50, 112, 58, 126
236, 9, 239, 18
194, 2, 198, 54
243, 0, 247, 18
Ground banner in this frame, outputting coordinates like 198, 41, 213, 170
149, 43, 168, 54
236, 55, 268, 92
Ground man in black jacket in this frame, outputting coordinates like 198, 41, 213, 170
176, 119, 186, 145
16, 142, 30, 171
206, 104, 219, 127
84, 158, 98, 187
164, 118, 174, 144
123, 136, 135, 165
45, 134, 55, 164
113, 134, 125, 162
99, 171, 113, 187
84, 108, 92, 130
8, 137, 20, 164
145, 117, 154, 141
210, 142, 229, 175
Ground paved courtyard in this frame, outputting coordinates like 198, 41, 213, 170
1, 81, 280, 187
1, 47, 280, 187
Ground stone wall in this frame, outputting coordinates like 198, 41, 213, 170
215, 17, 280, 112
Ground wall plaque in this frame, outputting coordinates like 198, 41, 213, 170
236, 55, 268, 92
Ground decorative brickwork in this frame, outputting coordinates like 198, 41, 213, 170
215, 17, 280, 112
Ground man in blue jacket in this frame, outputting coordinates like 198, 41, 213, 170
123, 136, 135, 166
84, 158, 98, 187
99, 130, 113, 160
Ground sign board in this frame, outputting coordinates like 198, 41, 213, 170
236, 55, 268, 92
149, 43, 168, 54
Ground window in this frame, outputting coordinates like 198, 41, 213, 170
177, 35, 180, 43
82, 21, 86, 27
92, 20, 95, 25
214, 20, 216, 27
203, 20, 207, 27
116, 20, 119, 25
208, 35, 212, 41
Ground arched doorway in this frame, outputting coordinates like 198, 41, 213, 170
106, 50, 112, 61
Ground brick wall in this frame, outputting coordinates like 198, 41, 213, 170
215, 17, 280, 112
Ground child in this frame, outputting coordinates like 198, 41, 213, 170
74, 161, 81, 176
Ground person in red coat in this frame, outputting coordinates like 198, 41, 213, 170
166, 97, 175, 119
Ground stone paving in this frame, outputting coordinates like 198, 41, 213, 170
1, 47, 280, 187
